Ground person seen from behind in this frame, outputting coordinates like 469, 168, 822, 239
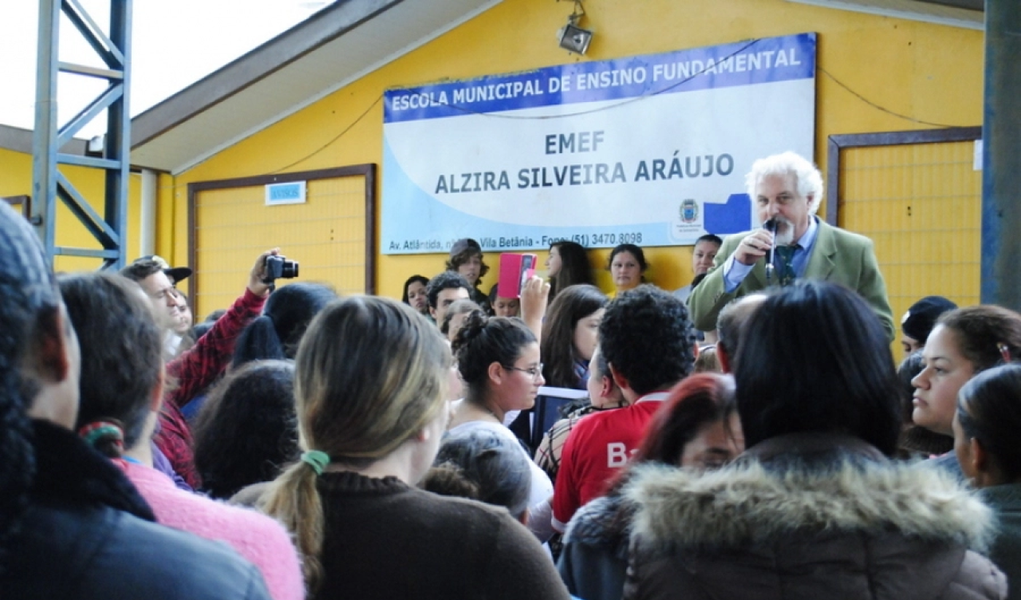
955, 364, 1021, 599
624, 280, 1006, 600
551, 285, 697, 532
59, 272, 304, 600
260, 297, 570, 599
0, 202, 272, 600
559, 372, 743, 600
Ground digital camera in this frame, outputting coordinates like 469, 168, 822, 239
263, 255, 299, 283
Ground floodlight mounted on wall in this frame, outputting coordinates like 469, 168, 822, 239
557, 1, 592, 55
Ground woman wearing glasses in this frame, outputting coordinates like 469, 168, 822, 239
447, 311, 555, 542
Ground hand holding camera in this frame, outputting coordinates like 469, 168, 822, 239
248, 248, 300, 297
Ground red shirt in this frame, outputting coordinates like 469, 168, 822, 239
552, 392, 669, 531
155, 288, 265, 489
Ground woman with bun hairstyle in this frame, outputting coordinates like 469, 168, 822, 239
547, 241, 594, 300
607, 243, 647, 296
447, 310, 556, 541
261, 297, 568, 599
912, 305, 1021, 475
541, 284, 607, 390
955, 364, 1021, 598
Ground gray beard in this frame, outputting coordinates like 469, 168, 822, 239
773, 217, 795, 246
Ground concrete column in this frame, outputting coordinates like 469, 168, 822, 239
981, 0, 1021, 308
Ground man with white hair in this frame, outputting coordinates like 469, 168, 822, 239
688, 151, 894, 340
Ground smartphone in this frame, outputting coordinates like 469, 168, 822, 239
497, 253, 538, 299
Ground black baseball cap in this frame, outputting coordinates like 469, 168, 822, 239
135, 255, 192, 283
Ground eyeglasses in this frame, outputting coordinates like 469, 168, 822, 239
505, 363, 544, 381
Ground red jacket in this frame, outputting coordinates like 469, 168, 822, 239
155, 288, 265, 489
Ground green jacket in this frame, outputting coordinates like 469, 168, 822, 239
688, 219, 895, 340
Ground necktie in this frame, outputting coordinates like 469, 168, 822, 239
774, 245, 799, 287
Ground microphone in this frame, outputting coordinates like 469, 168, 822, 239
763, 218, 777, 284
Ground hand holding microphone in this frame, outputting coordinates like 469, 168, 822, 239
763, 218, 778, 283
734, 219, 776, 267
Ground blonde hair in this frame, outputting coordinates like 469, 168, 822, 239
261, 296, 450, 591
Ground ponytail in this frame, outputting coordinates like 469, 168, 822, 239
262, 459, 326, 592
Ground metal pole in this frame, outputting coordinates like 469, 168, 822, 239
981, 0, 1021, 308
30, 0, 133, 269
31, 0, 60, 254
104, 0, 132, 270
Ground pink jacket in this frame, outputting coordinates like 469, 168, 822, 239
116, 460, 304, 600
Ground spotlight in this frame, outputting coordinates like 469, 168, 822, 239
556, 0, 592, 55
557, 22, 593, 55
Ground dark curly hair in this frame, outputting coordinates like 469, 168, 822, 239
445, 249, 489, 288
193, 360, 298, 499
426, 271, 472, 310
599, 284, 695, 396
541, 284, 607, 388
453, 312, 536, 392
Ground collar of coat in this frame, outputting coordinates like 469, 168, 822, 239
624, 432, 993, 554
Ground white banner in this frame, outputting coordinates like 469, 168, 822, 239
382, 33, 816, 254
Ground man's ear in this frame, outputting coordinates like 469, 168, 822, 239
32, 307, 72, 384
599, 375, 614, 399
429, 306, 438, 320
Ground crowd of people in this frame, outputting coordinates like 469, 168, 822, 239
2, 150, 1019, 600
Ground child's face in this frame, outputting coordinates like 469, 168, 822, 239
493, 296, 520, 317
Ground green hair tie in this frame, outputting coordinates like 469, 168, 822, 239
301, 450, 331, 476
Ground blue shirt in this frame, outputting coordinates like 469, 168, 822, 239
723, 216, 820, 293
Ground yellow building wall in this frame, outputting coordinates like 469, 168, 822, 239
0, 146, 144, 273
841, 140, 981, 357
165, 0, 983, 305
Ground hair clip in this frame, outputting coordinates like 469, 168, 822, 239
997, 343, 1011, 363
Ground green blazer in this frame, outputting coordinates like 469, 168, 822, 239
687, 219, 895, 340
